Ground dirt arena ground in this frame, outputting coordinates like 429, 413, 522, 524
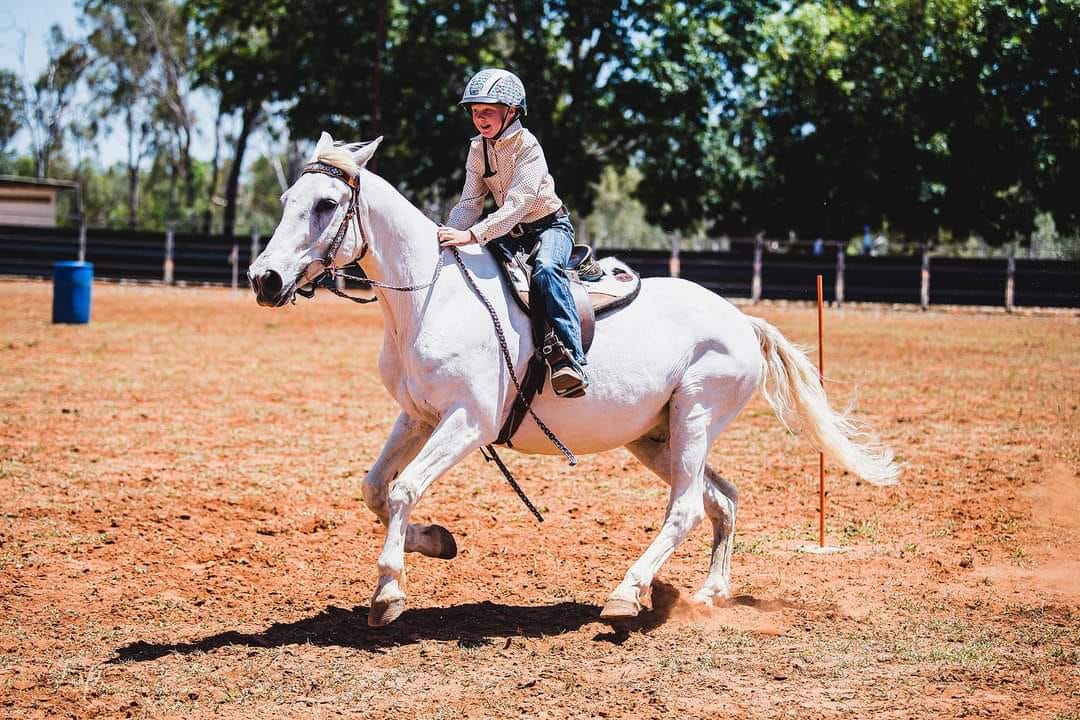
0, 279, 1077, 719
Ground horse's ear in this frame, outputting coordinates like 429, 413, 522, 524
309, 131, 335, 162
352, 136, 384, 169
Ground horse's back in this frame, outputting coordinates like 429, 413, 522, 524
507, 276, 763, 455
600, 276, 760, 368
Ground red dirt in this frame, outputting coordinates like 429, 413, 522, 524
1, 279, 1077, 719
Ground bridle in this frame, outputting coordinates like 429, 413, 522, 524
295, 160, 443, 303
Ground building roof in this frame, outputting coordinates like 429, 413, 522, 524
0, 175, 80, 190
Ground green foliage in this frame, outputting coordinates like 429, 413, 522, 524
6, 0, 1078, 253
581, 167, 668, 249
715, 0, 1080, 246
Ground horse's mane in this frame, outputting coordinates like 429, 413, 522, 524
315, 143, 365, 177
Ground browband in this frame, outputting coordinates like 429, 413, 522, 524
302, 161, 360, 189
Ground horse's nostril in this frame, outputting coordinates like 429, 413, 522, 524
259, 270, 284, 298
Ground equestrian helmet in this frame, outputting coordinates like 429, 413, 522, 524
459, 68, 527, 116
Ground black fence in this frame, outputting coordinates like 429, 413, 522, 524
0, 225, 258, 284
606, 247, 1079, 308
2, 224, 1077, 309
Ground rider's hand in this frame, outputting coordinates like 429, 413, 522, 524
437, 226, 476, 247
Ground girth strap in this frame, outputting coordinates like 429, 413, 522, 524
494, 353, 547, 446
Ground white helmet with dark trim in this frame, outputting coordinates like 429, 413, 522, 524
459, 68, 527, 116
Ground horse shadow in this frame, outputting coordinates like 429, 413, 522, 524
110, 599, 669, 663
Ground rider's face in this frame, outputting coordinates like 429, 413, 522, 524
471, 103, 512, 139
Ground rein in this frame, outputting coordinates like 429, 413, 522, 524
297, 161, 576, 522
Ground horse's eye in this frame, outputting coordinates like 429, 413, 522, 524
315, 199, 338, 214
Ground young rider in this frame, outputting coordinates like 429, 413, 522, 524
436, 68, 589, 398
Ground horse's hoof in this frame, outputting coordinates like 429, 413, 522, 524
690, 587, 729, 607
368, 596, 406, 627
690, 589, 716, 607
421, 524, 458, 560
599, 597, 641, 622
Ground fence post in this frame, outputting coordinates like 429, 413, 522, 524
669, 233, 681, 278
834, 241, 845, 307
163, 224, 175, 285
1005, 245, 1016, 313
751, 236, 763, 303
920, 242, 930, 311
77, 217, 87, 263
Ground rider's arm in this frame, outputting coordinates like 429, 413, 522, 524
468, 138, 549, 245
445, 142, 488, 232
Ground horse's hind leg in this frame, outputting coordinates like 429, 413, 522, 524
603, 397, 709, 620
362, 412, 458, 560
626, 437, 739, 608
693, 466, 738, 606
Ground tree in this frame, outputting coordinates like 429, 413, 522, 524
279, 0, 484, 210
83, 0, 157, 228
137, 0, 200, 217
612, 0, 778, 233
581, 166, 668, 248
280, 1, 683, 219
20, 25, 91, 178
186, 0, 284, 238
713, 0, 1080, 247
0, 70, 23, 152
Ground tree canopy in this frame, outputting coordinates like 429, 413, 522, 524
2, 0, 1076, 250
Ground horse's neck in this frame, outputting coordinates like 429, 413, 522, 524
356, 171, 447, 336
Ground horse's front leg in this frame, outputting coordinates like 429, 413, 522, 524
362, 411, 457, 560
368, 405, 483, 627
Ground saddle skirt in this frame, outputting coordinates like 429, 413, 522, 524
486, 243, 641, 446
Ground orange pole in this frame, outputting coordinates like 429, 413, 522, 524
817, 275, 826, 547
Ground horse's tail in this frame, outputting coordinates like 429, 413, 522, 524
748, 315, 900, 486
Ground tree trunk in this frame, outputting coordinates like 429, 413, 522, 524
167, 158, 179, 225
203, 104, 224, 235
126, 107, 139, 229
181, 125, 195, 209
223, 101, 260, 240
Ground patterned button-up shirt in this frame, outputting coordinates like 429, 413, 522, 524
445, 120, 565, 244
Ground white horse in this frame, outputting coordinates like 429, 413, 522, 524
249, 133, 899, 627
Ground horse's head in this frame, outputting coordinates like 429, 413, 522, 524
249, 131, 383, 306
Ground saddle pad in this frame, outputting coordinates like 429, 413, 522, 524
495, 253, 642, 318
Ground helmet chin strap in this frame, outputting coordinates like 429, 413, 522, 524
482, 106, 518, 178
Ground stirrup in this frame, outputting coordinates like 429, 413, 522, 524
539, 332, 587, 398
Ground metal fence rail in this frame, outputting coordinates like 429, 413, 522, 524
607, 246, 1078, 309
2, 225, 1077, 309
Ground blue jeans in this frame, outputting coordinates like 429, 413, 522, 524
495, 216, 586, 366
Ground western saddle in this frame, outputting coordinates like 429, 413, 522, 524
487, 242, 641, 445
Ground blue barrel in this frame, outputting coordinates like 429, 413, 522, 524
52, 261, 94, 324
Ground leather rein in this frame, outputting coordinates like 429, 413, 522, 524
295, 161, 442, 303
